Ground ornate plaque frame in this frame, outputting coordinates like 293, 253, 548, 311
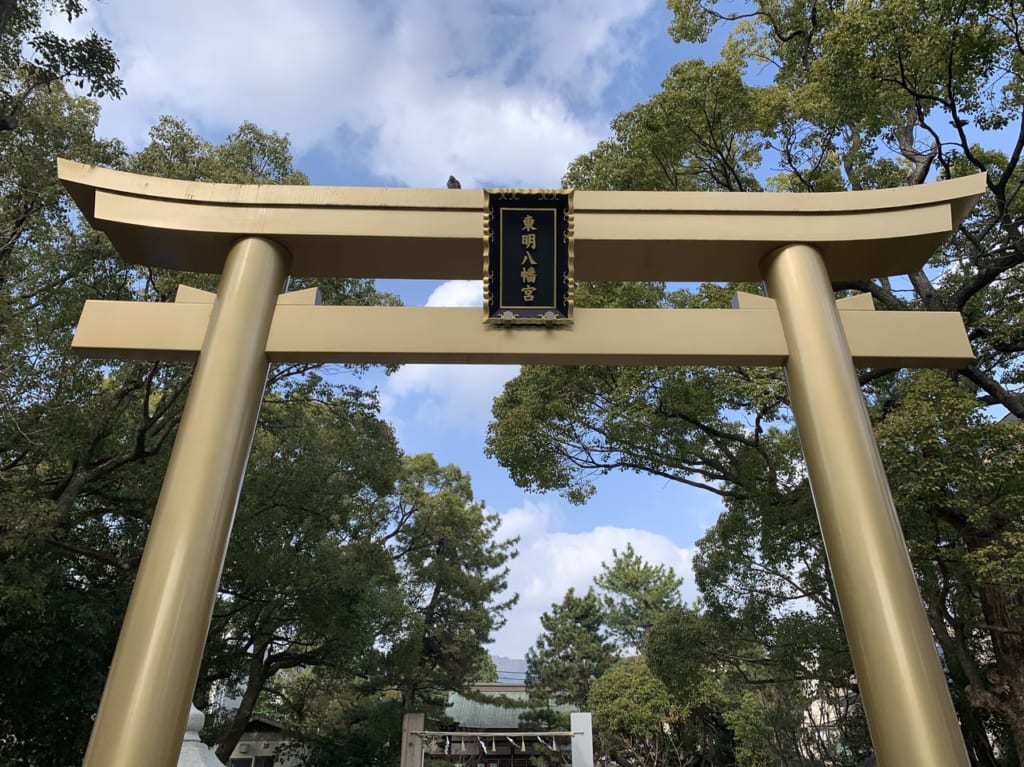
483, 189, 574, 325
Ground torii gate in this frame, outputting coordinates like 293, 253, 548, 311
59, 159, 985, 767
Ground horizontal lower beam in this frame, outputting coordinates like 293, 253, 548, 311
72, 303, 974, 368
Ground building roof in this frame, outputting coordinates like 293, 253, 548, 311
445, 684, 574, 731
241, 714, 285, 733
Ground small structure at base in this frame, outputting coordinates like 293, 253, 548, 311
400, 684, 594, 767
177, 706, 224, 767
177, 706, 299, 767
224, 715, 300, 767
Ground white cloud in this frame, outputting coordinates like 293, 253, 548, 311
382, 363, 517, 433
76, 0, 657, 186
424, 280, 482, 308
489, 499, 696, 659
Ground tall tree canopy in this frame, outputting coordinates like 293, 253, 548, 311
526, 586, 616, 710
0, 81, 516, 765
593, 542, 684, 652
490, 0, 1023, 763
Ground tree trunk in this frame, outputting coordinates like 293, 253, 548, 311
214, 632, 272, 763
976, 583, 1024, 761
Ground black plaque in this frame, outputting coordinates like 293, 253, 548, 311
483, 190, 574, 324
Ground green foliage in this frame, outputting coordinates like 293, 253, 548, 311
527, 550, 742, 765
130, 116, 309, 185
593, 543, 683, 652
566, 58, 764, 192
245, 455, 517, 763
0, 97, 515, 765
201, 381, 405, 759
525, 587, 615, 709
0, 0, 124, 131
271, 669, 406, 767
384, 453, 518, 711
517, 706, 570, 732
0, 78, 135, 765
486, 283, 791, 507
649, 607, 871, 766
873, 371, 1024, 763
490, 0, 1024, 760
588, 656, 684, 767
468, 651, 500, 683
646, 607, 720, 708
0, 555, 131, 765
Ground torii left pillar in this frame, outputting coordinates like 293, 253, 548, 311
83, 237, 289, 767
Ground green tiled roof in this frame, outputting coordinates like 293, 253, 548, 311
445, 684, 574, 730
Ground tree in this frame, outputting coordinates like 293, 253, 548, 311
1, 92, 513, 764
488, 0, 1024, 760
262, 455, 518, 767
648, 605, 871, 766
202, 380, 405, 761
526, 548, 742, 766
525, 587, 616, 710
0, 103, 418, 764
0, 77, 134, 767
0, 0, 124, 131
594, 543, 684, 652
382, 454, 518, 713
588, 656, 691, 767
874, 371, 1024, 764
487, 282, 789, 506
269, 668, 406, 767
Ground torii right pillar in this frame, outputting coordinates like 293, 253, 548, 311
764, 243, 967, 765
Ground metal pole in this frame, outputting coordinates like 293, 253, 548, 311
83, 237, 291, 767
761, 243, 969, 767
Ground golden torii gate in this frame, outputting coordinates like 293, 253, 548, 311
59, 159, 985, 767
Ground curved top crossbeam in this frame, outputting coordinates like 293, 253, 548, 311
59, 159, 985, 282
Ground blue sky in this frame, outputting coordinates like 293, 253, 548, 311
68, 1, 728, 660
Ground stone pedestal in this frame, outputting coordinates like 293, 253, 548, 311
178, 706, 224, 767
